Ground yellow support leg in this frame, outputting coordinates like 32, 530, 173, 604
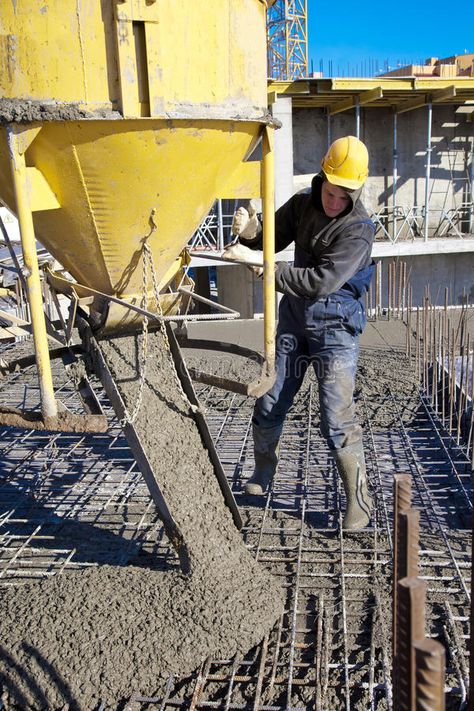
261, 125, 276, 376
7, 126, 58, 421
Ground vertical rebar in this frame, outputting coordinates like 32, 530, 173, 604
468, 349, 474, 467
435, 311, 441, 413
431, 308, 436, 406
378, 260, 382, 317
400, 510, 420, 579
449, 326, 455, 435
393, 577, 427, 711
407, 286, 413, 360
470, 509, 474, 709
423, 297, 428, 393
441, 318, 446, 425
457, 333, 469, 443
413, 638, 446, 711
393, 475, 412, 659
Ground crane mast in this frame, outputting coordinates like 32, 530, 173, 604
267, 0, 308, 80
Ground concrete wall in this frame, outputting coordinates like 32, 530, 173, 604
377, 252, 474, 308
292, 105, 474, 233
216, 264, 262, 319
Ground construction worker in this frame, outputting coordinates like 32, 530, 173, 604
223, 135, 375, 530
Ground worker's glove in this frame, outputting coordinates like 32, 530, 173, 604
221, 241, 264, 278
231, 202, 262, 241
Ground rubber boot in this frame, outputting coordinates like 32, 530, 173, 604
333, 442, 372, 530
245, 423, 281, 495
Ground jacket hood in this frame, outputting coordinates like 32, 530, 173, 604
311, 172, 363, 217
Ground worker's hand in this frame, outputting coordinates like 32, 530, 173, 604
251, 265, 264, 278
231, 204, 262, 241
221, 242, 264, 278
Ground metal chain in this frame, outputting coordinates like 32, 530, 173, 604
120, 243, 150, 426
121, 237, 198, 425
144, 242, 199, 414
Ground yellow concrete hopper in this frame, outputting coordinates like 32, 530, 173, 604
0, 0, 273, 332
0, 118, 263, 331
0, 0, 276, 424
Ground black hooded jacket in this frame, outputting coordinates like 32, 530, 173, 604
242, 173, 375, 300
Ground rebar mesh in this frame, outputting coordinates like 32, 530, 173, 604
0, 345, 471, 709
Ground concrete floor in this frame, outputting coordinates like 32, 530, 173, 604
0, 320, 471, 709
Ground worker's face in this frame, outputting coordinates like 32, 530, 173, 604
321, 181, 351, 218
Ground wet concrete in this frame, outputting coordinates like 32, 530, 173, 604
0, 98, 120, 124
0, 330, 284, 710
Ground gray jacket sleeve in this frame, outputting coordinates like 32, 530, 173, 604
274, 222, 373, 299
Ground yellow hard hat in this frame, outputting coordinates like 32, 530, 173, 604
321, 136, 369, 190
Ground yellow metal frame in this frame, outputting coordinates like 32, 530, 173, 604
7, 125, 58, 421
262, 126, 276, 376
0, 0, 277, 415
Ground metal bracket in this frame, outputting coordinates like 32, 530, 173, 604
176, 335, 275, 398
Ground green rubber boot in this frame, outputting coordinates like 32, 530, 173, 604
244, 423, 281, 495
333, 442, 372, 530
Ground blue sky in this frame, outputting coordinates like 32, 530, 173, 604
307, 1, 472, 76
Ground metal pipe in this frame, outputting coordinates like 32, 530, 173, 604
326, 109, 331, 149
216, 199, 224, 250
393, 261, 397, 319
393, 110, 398, 241
398, 261, 403, 318
423, 102, 433, 242
388, 261, 392, 320
416, 307, 420, 379
7, 127, 57, 420
375, 260, 380, 318
355, 98, 360, 139
378, 260, 382, 317
262, 125, 276, 376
